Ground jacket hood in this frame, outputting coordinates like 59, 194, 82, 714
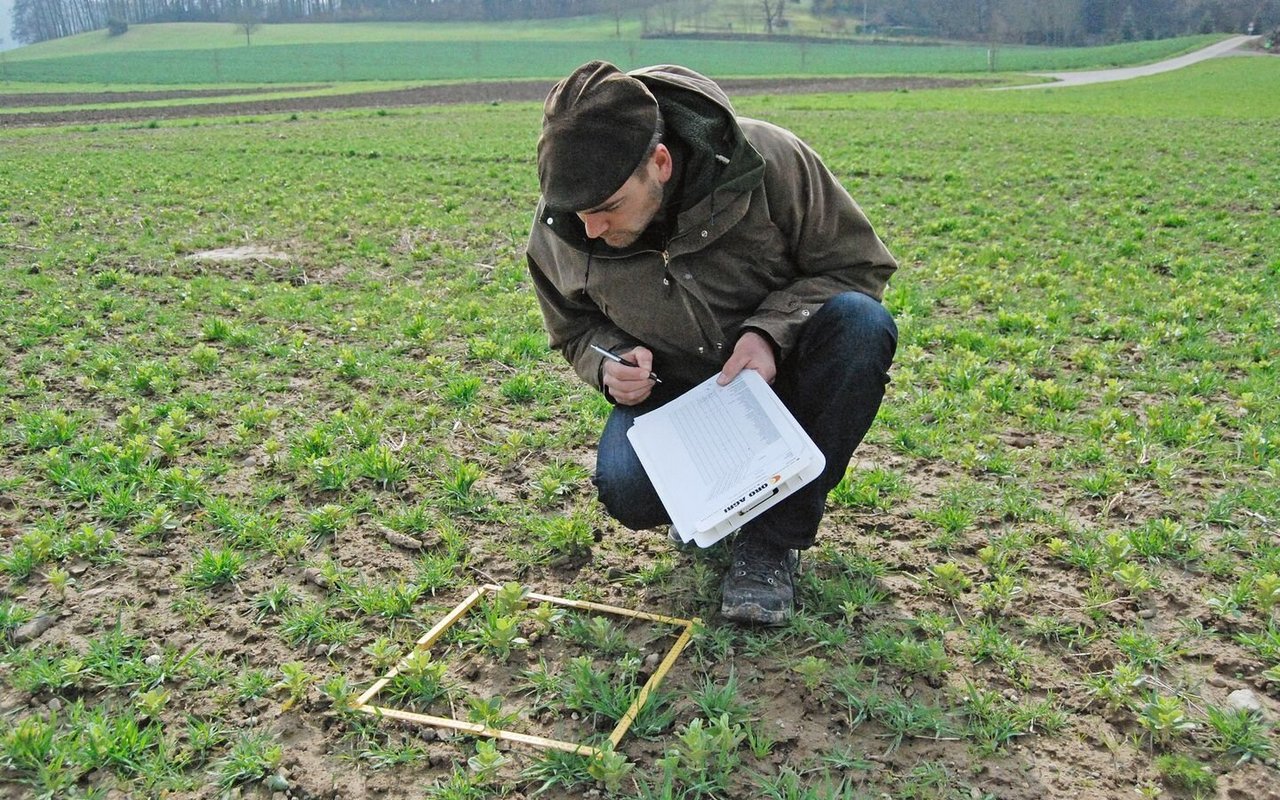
538, 64, 766, 254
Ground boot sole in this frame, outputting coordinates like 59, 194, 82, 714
720, 600, 791, 627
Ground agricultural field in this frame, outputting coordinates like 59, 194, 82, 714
0, 22, 1223, 85
1, 47, 1279, 800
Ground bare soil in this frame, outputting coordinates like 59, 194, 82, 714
0, 76, 989, 127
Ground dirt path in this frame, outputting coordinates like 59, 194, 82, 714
998, 34, 1262, 90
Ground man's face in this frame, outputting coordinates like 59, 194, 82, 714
576, 145, 671, 249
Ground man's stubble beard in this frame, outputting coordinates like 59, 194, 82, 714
601, 173, 665, 249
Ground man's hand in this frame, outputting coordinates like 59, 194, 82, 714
718, 330, 777, 386
602, 346, 657, 405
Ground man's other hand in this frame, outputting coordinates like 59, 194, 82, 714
719, 331, 777, 386
603, 346, 657, 405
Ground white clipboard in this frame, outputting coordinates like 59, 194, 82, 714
626, 370, 825, 548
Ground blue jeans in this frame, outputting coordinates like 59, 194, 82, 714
593, 291, 898, 550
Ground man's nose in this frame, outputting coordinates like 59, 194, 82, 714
581, 214, 608, 239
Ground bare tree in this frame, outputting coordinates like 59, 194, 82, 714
761, 0, 787, 34
232, 8, 260, 45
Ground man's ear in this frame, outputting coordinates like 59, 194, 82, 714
652, 143, 674, 184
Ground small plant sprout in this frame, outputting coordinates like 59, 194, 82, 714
534, 459, 589, 506
500, 373, 538, 403
1137, 693, 1196, 747
134, 686, 171, 719
1082, 663, 1145, 711
253, 583, 298, 619
134, 503, 180, 541
320, 674, 356, 712
925, 562, 972, 598
362, 637, 402, 673
830, 465, 906, 510
744, 721, 777, 759
387, 649, 451, 709
466, 738, 508, 783
306, 503, 349, 538
977, 574, 1025, 615
587, 742, 633, 793
490, 581, 529, 615
358, 444, 408, 489
1154, 753, 1216, 794
1252, 572, 1280, 616
212, 732, 283, 790
466, 695, 518, 730
530, 514, 594, 562
565, 614, 630, 656
444, 375, 483, 407
693, 667, 755, 726
440, 458, 485, 511
1111, 561, 1157, 594
1204, 705, 1275, 766
276, 661, 315, 711
526, 601, 566, 638
669, 714, 746, 791
792, 655, 829, 692
45, 565, 72, 599
185, 547, 246, 589
477, 613, 526, 662
190, 342, 220, 373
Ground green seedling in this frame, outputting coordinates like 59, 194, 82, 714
465, 738, 508, 783
529, 514, 593, 562
348, 580, 424, 619
184, 547, 246, 589
1137, 693, 1196, 746
1204, 706, 1275, 766
440, 458, 486, 511
693, 668, 755, 726
466, 695, 518, 730
926, 561, 972, 598
306, 504, 349, 537
1082, 662, 1145, 711
253, 583, 298, 619
212, 732, 283, 790
525, 601, 565, 638
386, 649, 452, 710
1111, 562, 1157, 594
1253, 573, 1280, 615
792, 656, 830, 692
490, 582, 528, 615
522, 749, 593, 797
362, 637, 403, 673
133, 504, 180, 541
45, 565, 72, 599
444, 375, 483, 407
275, 661, 315, 711
977, 574, 1025, 615
134, 687, 171, 720
1153, 753, 1216, 794
587, 742, 633, 793
278, 601, 359, 647
534, 459, 589, 506
565, 614, 630, 656
499, 374, 538, 404
357, 444, 408, 489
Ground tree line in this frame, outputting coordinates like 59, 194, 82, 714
816, 0, 1276, 45
11, 0, 1278, 47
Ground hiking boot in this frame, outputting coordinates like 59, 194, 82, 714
720, 535, 798, 626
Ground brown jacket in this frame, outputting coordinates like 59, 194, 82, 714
526, 64, 897, 391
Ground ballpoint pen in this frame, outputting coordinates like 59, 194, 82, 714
590, 344, 663, 384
